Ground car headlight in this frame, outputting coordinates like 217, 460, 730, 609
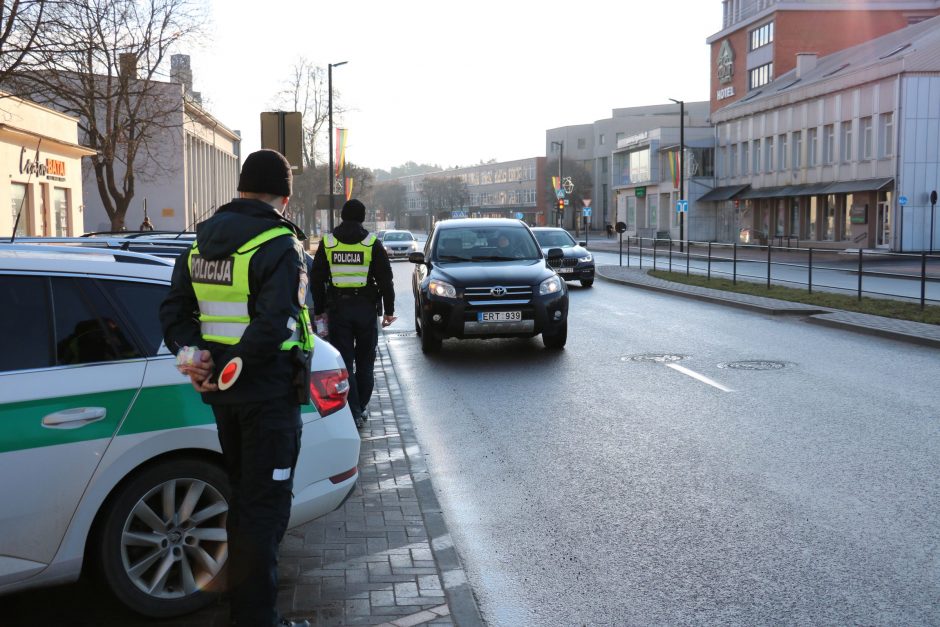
428, 279, 457, 298
578, 253, 593, 263
539, 275, 563, 295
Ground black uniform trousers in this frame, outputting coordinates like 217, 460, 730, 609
328, 293, 378, 415
213, 396, 301, 627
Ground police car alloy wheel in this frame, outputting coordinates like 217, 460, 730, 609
98, 458, 230, 617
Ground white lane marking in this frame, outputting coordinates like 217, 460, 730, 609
665, 363, 734, 392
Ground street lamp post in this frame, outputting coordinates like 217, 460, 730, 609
327, 61, 347, 232
551, 140, 563, 227
669, 98, 685, 252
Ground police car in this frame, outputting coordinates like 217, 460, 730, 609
0, 244, 360, 617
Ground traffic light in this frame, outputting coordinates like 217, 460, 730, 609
557, 199, 565, 211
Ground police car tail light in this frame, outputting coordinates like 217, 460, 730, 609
310, 368, 350, 416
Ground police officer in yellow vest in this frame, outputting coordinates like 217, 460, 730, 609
159, 149, 312, 627
311, 198, 395, 428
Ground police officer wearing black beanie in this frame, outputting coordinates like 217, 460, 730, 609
160, 149, 312, 627
310, 198, 395, 428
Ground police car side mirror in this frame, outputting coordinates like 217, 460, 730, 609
408, 252, 425, 264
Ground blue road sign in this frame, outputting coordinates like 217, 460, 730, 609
583, 207, 592, 217
899, 195, 908, 206
676, 199, 689, 213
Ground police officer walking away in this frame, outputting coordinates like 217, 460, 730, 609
160, 149, 312, 627
311, 198, 395, 428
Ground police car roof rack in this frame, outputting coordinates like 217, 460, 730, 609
0, 242, 173, 266
6, 236, 191, 257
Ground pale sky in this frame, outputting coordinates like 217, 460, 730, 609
190, 1, 720, 172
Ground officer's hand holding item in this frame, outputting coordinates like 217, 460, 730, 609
159, 149, 312, 627
310, 198, 395, 430
176, 347, 218, 392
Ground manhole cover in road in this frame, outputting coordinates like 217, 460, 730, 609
717, 360, 789, 370
621, 353, 688, 363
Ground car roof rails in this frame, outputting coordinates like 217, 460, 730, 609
0, 242, 174, 266
81, 230, 196, 239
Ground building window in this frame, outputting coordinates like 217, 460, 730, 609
749, 62, 773, 90
749, 21, 774, 51
764, 136, 774, 171
741, 141, 750, 175
823, 194, 836, 240
879, 112, 895, 158
752, 139, 761, 172
10, 182, 28, 236
860, 116, 873, 160
729, 143, 737, 177
599, 134, 605, 146
807, 127, 818, 166
53, 187, 69, 237
841, 122, 853, 163
824, 124, 835, 164
792, 130, 802, 169
577, 138, 586, 149
778, 133, 788, 170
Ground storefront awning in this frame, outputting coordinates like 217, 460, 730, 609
823, 178, 894, 194
779, 183, 831, 196
738, 185, 788, 199
698, 184, 749, 202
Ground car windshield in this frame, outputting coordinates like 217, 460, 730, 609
383, 232, 414, 242
534, 230, 576, 248
434, 227, 540, 261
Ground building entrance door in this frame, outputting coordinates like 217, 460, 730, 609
876, 201, 891, 249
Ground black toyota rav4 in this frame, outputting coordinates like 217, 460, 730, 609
410, 218, 568, 353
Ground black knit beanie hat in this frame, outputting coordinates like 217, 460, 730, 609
237, 149, 292, 197
341, 198, 366, 222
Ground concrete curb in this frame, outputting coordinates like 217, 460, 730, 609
378, 336, 486, 627
807, 313, 940, 348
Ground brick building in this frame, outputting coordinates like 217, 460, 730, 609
707, 0, 940, 113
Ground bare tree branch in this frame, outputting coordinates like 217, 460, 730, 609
9, 0, 205, 230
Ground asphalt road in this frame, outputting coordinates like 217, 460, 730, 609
384, 259, 940, 626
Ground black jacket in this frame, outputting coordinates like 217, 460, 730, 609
310, 220, 395, 316
159, 198, 307, 405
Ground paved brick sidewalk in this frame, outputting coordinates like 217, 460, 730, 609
597, 265, 940, 348
271, 334, 483, 626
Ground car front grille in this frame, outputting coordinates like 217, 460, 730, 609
548, 257, 578, 268
464, 285, 533, 306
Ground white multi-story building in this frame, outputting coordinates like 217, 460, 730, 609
79, 55, 240, 233
706, 14, 940, 251
546, 102, 711, 234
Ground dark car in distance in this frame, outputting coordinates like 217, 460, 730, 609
531, 227, 595, 287
410, 219, 568, 353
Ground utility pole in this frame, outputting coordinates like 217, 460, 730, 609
670, 98, 685, 252
551, 140, 564, 227
327, 61, 347, 231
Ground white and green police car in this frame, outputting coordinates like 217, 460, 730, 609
0, 244, 360, 617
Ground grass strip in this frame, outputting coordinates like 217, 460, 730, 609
647, 270, 940, 325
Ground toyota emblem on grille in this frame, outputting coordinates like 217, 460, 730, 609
490, 286, 506, 297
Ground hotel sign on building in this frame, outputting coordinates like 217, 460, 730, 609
0, 93, 95, 237
716, 40, 735, 100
